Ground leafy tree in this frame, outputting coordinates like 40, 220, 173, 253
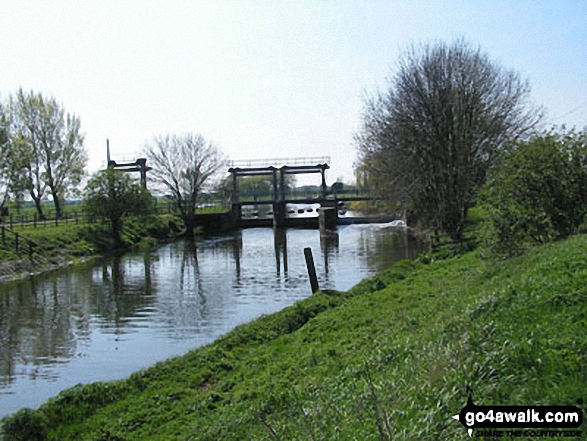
355, 39, 542, 239
143, 133, 226, 237
83, 168, 154, 245
3, 89, 87, 219
480, 129, 587, 255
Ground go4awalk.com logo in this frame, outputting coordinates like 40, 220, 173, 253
452, 389, 584, 438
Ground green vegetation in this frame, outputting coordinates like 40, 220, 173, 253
83, 169, 155, 246
0, 213, 181, 276
355, 39, 542, 239
480, 129, 587, 256
2, 232, 585, 440
0, 89, 86, 219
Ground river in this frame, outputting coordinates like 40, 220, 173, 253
0, 223, 425, 418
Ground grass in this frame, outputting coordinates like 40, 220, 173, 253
0, 213, 182, 276
2, 232, 585, 440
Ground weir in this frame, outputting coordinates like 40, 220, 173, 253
192, 157, 392, 233
189, 158, 392, 233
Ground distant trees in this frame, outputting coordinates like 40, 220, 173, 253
143, 133, 226, 237
1, 89, 87, 219
219, 174, 297, 200
83, 168, 154, 245
355, 40, 543, 239
481, 129, 587, 255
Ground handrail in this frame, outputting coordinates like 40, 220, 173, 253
228, 157, 331, 168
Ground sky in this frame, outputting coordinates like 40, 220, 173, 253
1, 0, 586, 186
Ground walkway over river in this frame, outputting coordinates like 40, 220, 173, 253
227, 157, 382, 229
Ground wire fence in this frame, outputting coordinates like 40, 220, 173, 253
0, 201, 233, 230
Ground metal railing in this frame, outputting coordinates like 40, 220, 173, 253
228, 156, 331, 169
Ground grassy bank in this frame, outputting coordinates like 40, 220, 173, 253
0, 214, 181, 275
2, 234, 586, 440
0, 207, 221, 265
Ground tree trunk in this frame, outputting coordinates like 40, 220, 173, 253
32, 194, 45, 220
183, 214, 196, 238
111, 217, 122, 245
51, 189, 62, 218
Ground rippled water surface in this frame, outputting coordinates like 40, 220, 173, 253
0, 224, 424, 417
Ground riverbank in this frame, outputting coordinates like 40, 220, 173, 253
0, 214, 181, 284
2, 233, 585, 440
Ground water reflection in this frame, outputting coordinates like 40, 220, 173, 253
0, 225, 426, 417
92, 254, 156, 327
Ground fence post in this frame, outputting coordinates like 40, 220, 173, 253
15, 232, 19, 253
1, 226, 4, 246
304, 247, 320, 294
10, 214, 13, 229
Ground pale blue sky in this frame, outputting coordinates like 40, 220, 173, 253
1, 1, 586, 184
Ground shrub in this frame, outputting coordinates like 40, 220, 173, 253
480, 129, 587, 255
1, 407, 47, 440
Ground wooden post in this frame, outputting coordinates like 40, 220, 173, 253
304, 247, 320, 294
15, 232, 19, 253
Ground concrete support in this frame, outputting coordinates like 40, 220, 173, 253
136, 158, 148, 188
320, 168, 327, 199
271, 168, 279, 202
231, 169, 239, 204
231, 203, 242, 226
279, 168, 286, 201
319, 201, 338, 235
273, 201, 287, 229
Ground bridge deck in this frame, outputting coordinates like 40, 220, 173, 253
238, 196, 374, 206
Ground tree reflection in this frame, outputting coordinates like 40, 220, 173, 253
92, 254, 155, 326
0, 272, 93, 385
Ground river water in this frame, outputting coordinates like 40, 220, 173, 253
0, 224, 425, 418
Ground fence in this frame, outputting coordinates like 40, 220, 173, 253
0, 225, 39, 262
0, 211, 86, 229
0, 201, 234, 230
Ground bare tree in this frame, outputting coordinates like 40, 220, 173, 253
143, 133, 226, 237
355, 39, 543, 239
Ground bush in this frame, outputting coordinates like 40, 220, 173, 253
480, 129, 587, 255
1, 407, 47, 440
83, 169, 154, 245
